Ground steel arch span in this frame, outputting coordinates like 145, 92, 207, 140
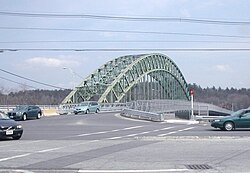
62, 53, 190, 103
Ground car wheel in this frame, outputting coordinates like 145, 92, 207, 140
85, 109, 89, 114
95, 108, 100, 113
37, 112, 42, 119
74, 112, 78, 115
22, 113, 27, 121
224, 122, 234, 131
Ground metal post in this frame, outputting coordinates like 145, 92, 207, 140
190, 89, 194, 120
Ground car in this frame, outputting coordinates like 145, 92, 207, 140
0, 111, 23, 140
211, 108, 250, 131
74, 101, 100, 115
8, 105, 42, 121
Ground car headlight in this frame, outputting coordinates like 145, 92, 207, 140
214, 119, 221, 122
16, 125, 22, 129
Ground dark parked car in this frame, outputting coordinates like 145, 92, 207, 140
0, 111, 23, 140
211, 108, 250, 131
8, 105, 42, 121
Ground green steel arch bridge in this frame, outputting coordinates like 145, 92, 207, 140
62, 53, 190, 104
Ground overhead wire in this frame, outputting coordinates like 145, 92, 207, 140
0, 68, 67, 90
0, 11, 250, 26
0, 76, 38, 89
1, 48, 250, 52
1, 40, 250, 44
1, 26, 250, 39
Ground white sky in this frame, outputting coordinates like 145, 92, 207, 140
0, 0, 250, 91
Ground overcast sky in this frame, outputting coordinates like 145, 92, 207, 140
0, 0, 250, 92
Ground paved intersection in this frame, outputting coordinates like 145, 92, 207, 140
0, 112, 250, 173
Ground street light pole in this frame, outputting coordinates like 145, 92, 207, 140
63, 67, 76, 89
63, 67, 82, 103
63, 67, 84, 80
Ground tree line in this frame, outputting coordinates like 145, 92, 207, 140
0, 89, 71, 105
189, 84, 250, 111
0, 85, 250, 111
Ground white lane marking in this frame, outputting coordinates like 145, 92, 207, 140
123, 126, 143, 130
0, 126, 177, 162
107, 126, 175, 140
0, 139, 101, 162
0, 140, 45, 148
0, 153, 31, 162
152, 127, 175, 132
77, 126, 143, 137
6, 170, 35, 173
78, 169, 189, 172
0, 126, 144, 162
158, 127, 195, 137
108, 136, 123, 140
37, 147, 64, 153
178, 127, 194, 132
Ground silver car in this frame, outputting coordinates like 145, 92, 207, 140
74, 101, 100, 115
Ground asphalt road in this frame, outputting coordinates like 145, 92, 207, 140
0, 112, 250, 173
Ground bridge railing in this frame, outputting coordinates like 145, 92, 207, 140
56, 102, 127, 115
123, 100, 232, 121
127, 100, 231, 115
0, 100, 232, 120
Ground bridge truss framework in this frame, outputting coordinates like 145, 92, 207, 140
62, 53, 190, 103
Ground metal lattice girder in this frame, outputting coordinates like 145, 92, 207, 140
62, 53, 190, 103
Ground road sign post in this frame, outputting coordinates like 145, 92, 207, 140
190, 89, 194, 120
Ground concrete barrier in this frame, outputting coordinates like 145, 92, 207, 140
42, 108, 58, 116
121, 108, 164, 122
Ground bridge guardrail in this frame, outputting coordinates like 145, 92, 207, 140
195, 115, 223, 122
56, 103, 126, 115
0, 100, 232, 119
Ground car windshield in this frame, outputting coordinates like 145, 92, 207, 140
231, 109, 245, 117
0, 112, 10, 120
15, 105, 28, 110
80, 103, 89, 106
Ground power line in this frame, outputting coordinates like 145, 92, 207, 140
1, 26, 250, 39
1, 40, 250, 44
0, 68, 67, 90
0, 76, 38, 89
0, 11, 250, 26
1, 48, 250, 52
